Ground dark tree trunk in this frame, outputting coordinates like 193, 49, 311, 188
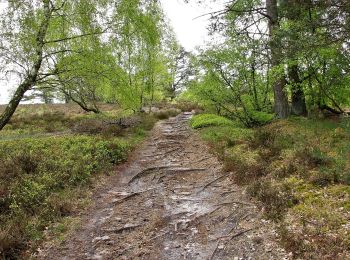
0, 0, 51, 130
266, 0, 290, 118
273, 77, 290, 118
283, 0, 308, 116
251, 56, 261, 111
0, 81, 33, 129
289, 65, 307, 116
61, 89, 100, 114
74, 100, 100, 114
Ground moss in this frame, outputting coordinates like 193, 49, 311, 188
190, 114, 238, 129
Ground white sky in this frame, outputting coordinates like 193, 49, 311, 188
160, 0, 224, 51
0, 0, 225, 104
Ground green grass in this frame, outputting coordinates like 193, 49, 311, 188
0, 104, 159, 259
190, 114, 238, 129
191, 114, 350, 259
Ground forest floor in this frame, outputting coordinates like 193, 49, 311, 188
37, 113, 289, 260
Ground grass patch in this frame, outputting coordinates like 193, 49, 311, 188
190, 114, 238, 129
192, 114, 350, 258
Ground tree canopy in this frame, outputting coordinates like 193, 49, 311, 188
0, 0, 349, 130
184, 0, 350, 125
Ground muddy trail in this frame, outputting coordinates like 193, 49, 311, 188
39, 113, 288, 260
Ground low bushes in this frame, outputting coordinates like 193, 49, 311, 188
0, 104, 160, 258
190, 114, 237, 129
153, 108, 181, 120
174, 101, 202, 113
0, 136, 131, 258
192, 114, 350, 258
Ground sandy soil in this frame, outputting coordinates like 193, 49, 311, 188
37, 113, 289, 260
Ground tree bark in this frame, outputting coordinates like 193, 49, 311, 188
266, 0, 290, 118
288, 65, 307, 116
0, 0, 51, 130
70, 96, 100, 114
283, 0, 308, 116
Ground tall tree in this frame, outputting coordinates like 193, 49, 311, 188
266, 0, 290, 118
0, 0, 52, 129
0, 0, 114, 130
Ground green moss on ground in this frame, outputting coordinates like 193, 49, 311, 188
190, 114, 238, 129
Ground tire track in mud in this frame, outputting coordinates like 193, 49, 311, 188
39, 113, 289, 260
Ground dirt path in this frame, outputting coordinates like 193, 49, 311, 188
39, 113, 289, 260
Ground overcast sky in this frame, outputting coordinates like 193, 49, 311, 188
160, 0, 223, 51
0, 0, 224, 104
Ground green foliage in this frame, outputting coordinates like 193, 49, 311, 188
0, 104, 159, 258
190, 114, 237, 129
193, 115, 350, 258
184, 39, 275, 127
0, 135, 132, 257
0, 0, 180, 130
0, 135, 130, 205
248, 111, 275, 125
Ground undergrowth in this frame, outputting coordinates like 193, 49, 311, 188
190, 114, 238, 129
0, 104, 160, 259
191, 113, 350, 259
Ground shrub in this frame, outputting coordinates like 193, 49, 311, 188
225, 144, 266, 184
154, 111, 170, 120
175, 101, 202, 112
154, 108, 181, 120
7, 111, 72, 133
0, 136, 131, 257
193, 115, 350, 258
247, 179, 296, 220
73, 119, 105, 135
190, 114, 237, 129
249, 110, 275, 125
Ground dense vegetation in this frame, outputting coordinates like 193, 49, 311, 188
0, 0, 349, 259
0, 103, 180, 258
0, 0, 191, 129
191, 114, 350, 258
184, 5, 350, 257
183, 0, 350, 126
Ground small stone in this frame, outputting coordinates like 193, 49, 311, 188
92, 236, 110, 243
101, 236, 110, 241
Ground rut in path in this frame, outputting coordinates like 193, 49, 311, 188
39, 113, 288, 260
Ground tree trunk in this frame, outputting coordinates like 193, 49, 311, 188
251, 56, 260, 111
0, 0, 51, 130
283, 0, 307, 116
72, 98, 100, 113
266, 0, 290, 118
0, 81, 33, 129
289, 65, 307, 116
60, 88, 100, 114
